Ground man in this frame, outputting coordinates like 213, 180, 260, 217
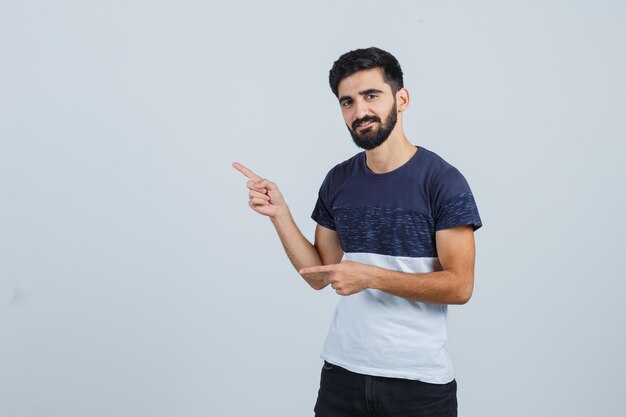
233, 47, 482, 417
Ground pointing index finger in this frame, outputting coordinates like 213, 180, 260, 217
232, 162, 262, 181
299, 264, 336, 275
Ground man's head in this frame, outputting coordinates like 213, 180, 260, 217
329, 48, 407, 150
329, 47, 404, 98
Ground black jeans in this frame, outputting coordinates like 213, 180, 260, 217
314, 361, 458, 417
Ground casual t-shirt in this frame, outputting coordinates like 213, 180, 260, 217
311, 145, 482, 383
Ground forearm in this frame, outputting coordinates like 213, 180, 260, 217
270, 206, 326, 288
367, 266, 473, 305
299, 228, 476, 301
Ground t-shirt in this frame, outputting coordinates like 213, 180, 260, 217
311, 145, 482, 383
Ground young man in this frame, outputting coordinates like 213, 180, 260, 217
233, 47, 482, 417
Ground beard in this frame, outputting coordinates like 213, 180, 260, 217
347, 100, 398, 150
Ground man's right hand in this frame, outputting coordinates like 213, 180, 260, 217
232, 162, 287, 218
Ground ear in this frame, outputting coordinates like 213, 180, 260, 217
396, 88, 410, 112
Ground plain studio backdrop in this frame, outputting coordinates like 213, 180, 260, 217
1, 1, 625, 416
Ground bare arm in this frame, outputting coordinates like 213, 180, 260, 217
300, 225, 476, 304
270, 213, 343, 290
369, 225, 475, 304
233, 162, 343, 290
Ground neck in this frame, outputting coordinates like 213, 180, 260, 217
364, 126, 417, 174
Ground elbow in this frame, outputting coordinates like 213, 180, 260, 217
454, 291, 472, 305
451, 277, 474, 305
309, 281, 326, 291
311, 282, 331, 291
302, 274, 329, 291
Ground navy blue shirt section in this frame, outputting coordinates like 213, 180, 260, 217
311, 146, 482, 258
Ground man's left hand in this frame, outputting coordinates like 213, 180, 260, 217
299, 261, 373, 296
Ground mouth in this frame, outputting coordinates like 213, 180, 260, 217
356, 121, 376, 131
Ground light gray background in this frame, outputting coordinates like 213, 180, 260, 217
1, 1, 625, 416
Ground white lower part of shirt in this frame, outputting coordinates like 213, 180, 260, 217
320, 252, 454, 384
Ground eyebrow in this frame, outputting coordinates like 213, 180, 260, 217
338, 88, 384, 103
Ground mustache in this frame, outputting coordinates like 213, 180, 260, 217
352, 115, 381, 130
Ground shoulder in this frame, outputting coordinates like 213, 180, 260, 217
319, 151, 362, 186
418, 146, 466, 185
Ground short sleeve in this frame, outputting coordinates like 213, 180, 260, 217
433, 167, 482, 232
311, 171, 336, 230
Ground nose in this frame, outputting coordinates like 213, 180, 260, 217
353, 99, 369, 121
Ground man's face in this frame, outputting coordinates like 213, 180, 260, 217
337, 68, 398, 150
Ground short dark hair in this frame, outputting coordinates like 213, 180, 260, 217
329, 47, 404, 97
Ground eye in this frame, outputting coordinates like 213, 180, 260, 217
341, 99, 352, 107
365, 93, 378, 100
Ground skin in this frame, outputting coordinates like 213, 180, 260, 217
233, 68, 476, 305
